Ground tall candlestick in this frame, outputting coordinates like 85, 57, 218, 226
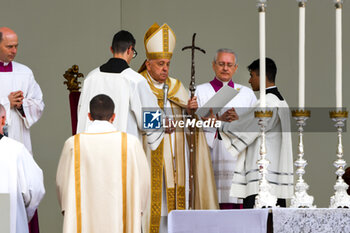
335, 0, 342, 109
298, 0, 306, 109
259, 2, 266, 108
254, 0, 277, 209
329, 111, 350, 208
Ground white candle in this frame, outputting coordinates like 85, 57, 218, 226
336, 6, 342, 109
259, 11, 266, 108
299, 5, 305, 109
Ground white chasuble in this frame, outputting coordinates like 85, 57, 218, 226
56, 121, 150, 233
77, 68, 163, 150
140, 71, 219, 233
0, 62, 44, 153
0, 136, 45, 233
195, 81, 257, 203
221, 93, 294, 199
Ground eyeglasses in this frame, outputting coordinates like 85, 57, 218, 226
216, 62, 236, 68
132, 48, 137, 58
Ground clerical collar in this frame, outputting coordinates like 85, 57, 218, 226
266, 86, 277, 90
147, 71, 164, 89
266, 86, 284, 100
85, 120, 116, 133
0, 61, 13, 72
210, 77, 234, 92
99, 58, 129, 73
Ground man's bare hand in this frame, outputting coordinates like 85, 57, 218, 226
187, 96, 198, 114
218, 108, 239, 122
8, 91, 24, 109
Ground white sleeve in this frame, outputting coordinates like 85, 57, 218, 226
18, 146, 45, 221
77, 82, 89, 134
249, 91, 258, 107
221, 99, 279, 155
130, 80, 164, 150
21, 72, 44, 129
56, 138, 75, 214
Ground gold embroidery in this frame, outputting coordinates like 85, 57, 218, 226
141, 70, 188, 231
145, 24, 164, 53
140, 70, 181, 101
74, 134, 82, 233
163, 25, 169, 52
177, 186, 186, 209
144, 23, 175, 60
147, 52, 173, 60
149, 141, 164, 233
167, 188, 176, 213
121, 133, 127, 233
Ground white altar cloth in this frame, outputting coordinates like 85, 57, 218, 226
273, 208, 350, 233
168, 209, 269, 233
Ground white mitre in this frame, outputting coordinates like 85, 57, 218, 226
144, 23, 176, 60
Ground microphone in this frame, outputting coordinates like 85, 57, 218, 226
163, 84, 169, 110
3, 124, 8, 137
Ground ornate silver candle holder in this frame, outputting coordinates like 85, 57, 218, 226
329, 110, 350, 208
254, 110, 277, 208
290, 110, 315, 208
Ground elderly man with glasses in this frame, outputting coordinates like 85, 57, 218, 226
195, 49, 257, 209
77, 30, 163, 151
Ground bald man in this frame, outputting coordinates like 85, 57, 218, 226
0, 27, 44, 154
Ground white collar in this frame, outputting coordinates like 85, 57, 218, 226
266, 86, 277, 90
0, 61, 10, 66
147, 71, 164, 89
85, 120, 116, 133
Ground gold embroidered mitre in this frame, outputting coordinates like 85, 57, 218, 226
144, 23, 176, 60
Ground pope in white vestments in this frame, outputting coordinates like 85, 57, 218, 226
139, 23, 218, 233
0, 104, 45, 233
0, 27, 44, 153
195, 49, 257, 207
77, 30, 163, 150
57, 94, 150, 233
221, 58, 293, 208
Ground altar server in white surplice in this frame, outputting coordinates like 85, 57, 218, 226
195, 49, 257, 209
221, 58, 293, 208
0, 104, 45, 233
57, 94, 150, 233
0, 27, 44, 153
77, 30, 163, 150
